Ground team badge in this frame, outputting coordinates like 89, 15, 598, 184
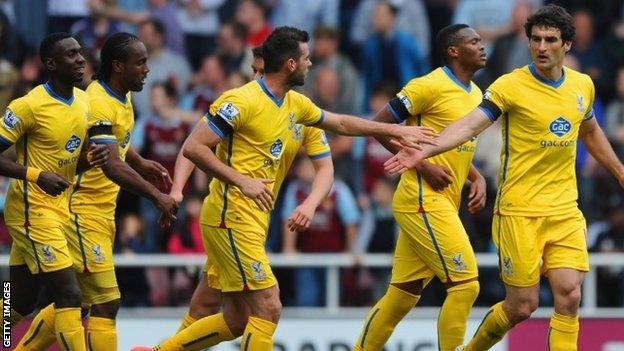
292, 124, 302, 141
503, 257, 513, 276
549, 117, 571, 137
288, 112, 296, 130
251, 261, 266, 281
217, 102, 239, 122
452, 253, 467, 272
3, 109, 20, 130
269, 139, 283, 158
65, 134, 82, 153
92, 244, 105, 263
576, 94, 585, 113
41, 245, 56, 263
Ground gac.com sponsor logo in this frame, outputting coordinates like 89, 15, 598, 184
539, 139, 575, 148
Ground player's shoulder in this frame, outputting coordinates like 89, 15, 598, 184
563, 66, 593, 87
404, 68, 442, 88
215, 81, 258, 106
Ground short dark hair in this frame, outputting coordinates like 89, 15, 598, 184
222, 21, 247, 41
314, 25, 340, 41
40, 32, 72, 63
153, 80, 178, 100
140, 18, 166, 38
524, 4, 575, 42
252, 46, 263, 59
262, 26, 309, 74
93, 32, 141, 82
436, 23, 470, 64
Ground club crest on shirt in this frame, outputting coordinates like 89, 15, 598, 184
549, 117, 571, 137
288, 112, 296, 130
92, 244, 105, 263
503, 257, 513, 276
251, 261, 266, 281
3, 109, 20, 130
452, 253, 467, 272
65, 134, 82, 153
41, 245, 56, 263
576, 94, 585, 113
269, 139, 283, 158
292, 124, 302, 141
217, 102, 239, 122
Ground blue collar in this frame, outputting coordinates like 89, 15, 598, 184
43, 81, 74, 105
442, 66, 471, 92
528, 63, 565, 88
99, 80, 127, 104
256, 77, 284, 107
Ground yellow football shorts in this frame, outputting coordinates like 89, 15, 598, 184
392, 210, 478, 284
203, 257, 222, 291
76, 270, 120, 305
8, 223, 73, 274
492, 210, 589, 287
65, 213, 116, 273
201, 224, 276, 292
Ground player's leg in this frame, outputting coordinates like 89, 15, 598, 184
239, 285, 281, 351
177, 273, 222, 332
84, 270, 121, 351
8, 249, 41, 325
353, 215, 428, 351
542, 211, 588, 351
465, 215, 542, 351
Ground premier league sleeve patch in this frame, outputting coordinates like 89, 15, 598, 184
217, 102, 240, 124
3, 109, 20, 130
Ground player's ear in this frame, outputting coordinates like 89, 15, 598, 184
447, 45, 459, 60
563, 41, 572, 53
44, 57, 56, 72
286, 57, 296, 73
112, 59, 124, 74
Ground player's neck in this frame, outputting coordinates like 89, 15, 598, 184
47, 77, 74, 99
447, 63, 473, 85
105, 78, 129, 97
533, 64, 564, 81
261, 74, 290, 100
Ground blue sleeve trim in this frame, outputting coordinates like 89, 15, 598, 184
308, 151, 331, 160
584, 108, 595, 121
478, 106, 497, 122
208, 119, 226, 139
311, 109, 326, 126
0, 135, 13, 149
91, 138, 118, 144
388, 104, 404, 123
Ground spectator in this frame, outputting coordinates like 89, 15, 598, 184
302, 26, 361, 115
215, 21, 253, 76
48, 0, 89, 33
452, 0, 515, 49
235, 0, 272, 47
134, 18, 191, 119
351, 0, 430, 58
70, 11, 121, 58
270, 0, 339, 35
361, 0, 429, 111
282, 157, 360, 306
115, 213, 151, 306
180, 54, 228, 114
176, 0, 226, 70
89, 0, 186, 54
605, 66, 624, 146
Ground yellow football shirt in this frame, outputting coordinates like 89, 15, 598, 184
479, 64, 595, 216
201, 78, 325, 231
0, 82, 89, 226
69, 80, 135, 219
392, 67, 482, 213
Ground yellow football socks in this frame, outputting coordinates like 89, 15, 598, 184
15, 304, 56, 351
176, 313, 198, 333
548, 312, 579, 351
438, 281, 480, 351
55, 307, 86, 351
156, 312, 234, 351
88, 316, 117, 351
240, 317, 277, 351
466, 301, 511, 351
353, 285, 420, 350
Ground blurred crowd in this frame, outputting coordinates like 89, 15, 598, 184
0, 0, 623, 308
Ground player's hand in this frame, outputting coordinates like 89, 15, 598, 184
37, 171, 71, 196
87, 144, 110, 167
384, 147, 423, 175
137, 159, 172, 190
287, 201, 316, 232
392, 125, 438, 150
155, 193, 178, 227
169, 187, 184, 204
417, 162, 453, 191
467, 173, 486, 214
238, 177, 275, 211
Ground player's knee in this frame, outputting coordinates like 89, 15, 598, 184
91, 299, 121, 320
260, 296, 282, 323
555, 285, 582, 312
224, 313, 248, 337
447, 279, 480, 302
507, 298, 538, 324
53, 284, 83, 308
189, 295, 221, 318
391, 279, 425, 295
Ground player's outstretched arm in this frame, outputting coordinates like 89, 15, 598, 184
287, 156, 334, 233
579, 117, 624, 187
466, 164, 487, 214
182, 120, 275, 211
316, 110, 438, 149
167, 142, 196, 204
384, 107, 492, 175
101, 143, 178, 226
126, 147, 173, 191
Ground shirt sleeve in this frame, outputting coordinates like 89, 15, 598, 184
294, 93, 325, 126
478, 74, 513, 122
335, 181, 360, 225
88, 98, 117, 144
208, 90, 249, 132
392, 77, 434, 121
0, 97, 36, 148
302, 127, 331, 160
